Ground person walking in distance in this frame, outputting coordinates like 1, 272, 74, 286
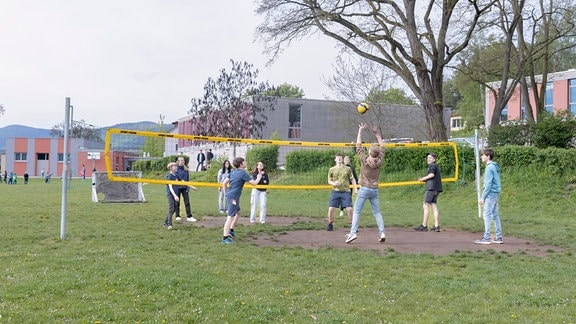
249, 161, 269, 224
345, 123, 386, 243
326, 152, 358, 231
217, 160, 232, 214
175, 156, 197, 222
474, 148, 503, 245
415, 152, 443, 232
221, 157, 263, 244
196, 150, 206, 172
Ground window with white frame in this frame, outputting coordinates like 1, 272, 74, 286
569, 79, 576, 115
544, 82, 553, 113
15, 152, 27, 161
450, 117, 463, 130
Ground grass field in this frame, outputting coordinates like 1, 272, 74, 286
1, 169, 576, 322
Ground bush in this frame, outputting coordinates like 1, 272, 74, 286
246, 145, 280, 172
532, 112, 576, 149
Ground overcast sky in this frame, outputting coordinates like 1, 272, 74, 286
0, 1, 340, 129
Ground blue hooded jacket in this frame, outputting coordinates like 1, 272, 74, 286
481, 161, 501, 200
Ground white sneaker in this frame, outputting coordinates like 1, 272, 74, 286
379, 233, 386, 243
339, 210, 344, 217
250, 220, 255, 223
345, 233, 357, 243
186, 217, 197, 222
175, 217, 181, 221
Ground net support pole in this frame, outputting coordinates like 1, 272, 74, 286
474, 129, 482, 218
60, 97, 71, 240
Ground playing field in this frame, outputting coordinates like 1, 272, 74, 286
1, 172, 575, 322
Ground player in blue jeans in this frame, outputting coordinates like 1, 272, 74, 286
474, 148, 503, 245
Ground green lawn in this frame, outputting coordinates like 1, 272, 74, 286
1, 171, 575, 322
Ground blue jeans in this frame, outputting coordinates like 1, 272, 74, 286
350, 187, 384, 234
483, 193, 502, 240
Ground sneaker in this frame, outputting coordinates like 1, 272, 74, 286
345, 233, 357, 243
379, 233, 386, 243
221, 237, 234, 244
250, 219, 255, 223
339, 210, 344, 217
326, 223, 333, 231
491, 238, 504, 244
219, 210, 224, 215
187, 217, 197, 222
175, 217, 181, 221
415, 225, 428, 231
228, 230, 236, 238
474, 238, 492, 245
432, 226, 440, 232
163, 223, 172, 230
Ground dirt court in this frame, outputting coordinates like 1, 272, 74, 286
195, 216, 562, 257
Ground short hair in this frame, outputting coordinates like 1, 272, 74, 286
482, 148, 495, 160
427, 152, 437, 159
335, 152, 343, 157
232, 157, 245, 168
369, 144, 381, 158
167, 162, 177, 170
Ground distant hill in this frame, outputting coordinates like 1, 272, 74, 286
0, 121, 172, 151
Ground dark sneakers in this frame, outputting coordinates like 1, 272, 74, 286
432, 226, 440, 232
415, 225, 428, 231
326, 223, 334, 231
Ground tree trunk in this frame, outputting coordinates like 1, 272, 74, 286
422, 101, 448, 141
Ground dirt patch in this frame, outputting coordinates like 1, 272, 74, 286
195, 216, 563, 257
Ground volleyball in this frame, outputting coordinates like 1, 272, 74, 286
357, 102, 369, 114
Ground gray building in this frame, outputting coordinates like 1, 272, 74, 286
253, 97, 451, 143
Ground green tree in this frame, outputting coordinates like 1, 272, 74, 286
366, 88, 416, 106
266, 83, 305, 98
142, 115, 168, 157
256, 0, 495, 141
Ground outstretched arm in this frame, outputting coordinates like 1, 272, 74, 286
357, 123, 367, 147
371, 125, 384, 150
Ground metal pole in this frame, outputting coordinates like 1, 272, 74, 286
474, 129, 482, 218
60, 97, 71, 240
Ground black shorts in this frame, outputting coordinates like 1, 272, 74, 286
423, 190, 439, 204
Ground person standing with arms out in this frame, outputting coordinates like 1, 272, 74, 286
345, 123, 386, 243
250, 161, 269, 224
217, 160, 232, 214
196, 150, 206, 172
474, 148, 503, 245
163, 162, 180, 230
415, 152, 443, 232
175, 156, 197, 222
339, 155, 358, 219
221, 157, 262, 244
326, 153, 358, 231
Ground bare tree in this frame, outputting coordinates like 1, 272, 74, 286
51, 119, 102, 142
189, 60, 276, 150
256, 0, 495, 141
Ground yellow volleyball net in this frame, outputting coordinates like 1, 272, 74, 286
104, 128, 459, 189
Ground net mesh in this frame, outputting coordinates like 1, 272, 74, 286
104, 128, 460, 189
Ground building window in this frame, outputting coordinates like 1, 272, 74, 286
569, 79, 576, 115
544, 82, 553, 113
37, 153, 49, 160
288, 105, 302, 139
450, 117, 463, 131
500, 107, 508, 122
58, 153, 64, 162
15, 152, 27, 161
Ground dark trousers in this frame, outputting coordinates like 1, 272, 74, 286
164, 195, 177, 226
175, 187, 192, 217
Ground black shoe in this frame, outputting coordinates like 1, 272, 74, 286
415, 225, 428, 231
326, 223, 333, 231
228, 230, 236, 238
432, 226, 440, 232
